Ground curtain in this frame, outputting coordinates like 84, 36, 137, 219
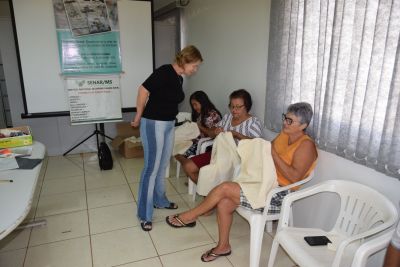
265, 0, 400, 178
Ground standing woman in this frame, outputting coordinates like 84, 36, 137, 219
131, 45, 203, 231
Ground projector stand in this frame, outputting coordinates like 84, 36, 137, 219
63, 123, 113, 156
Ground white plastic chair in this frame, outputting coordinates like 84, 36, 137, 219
351, 228, 395, 267
236, 171, 314, 267
187, 137, 214, 201
268, 179, 399, 267
165, 112, 192, 178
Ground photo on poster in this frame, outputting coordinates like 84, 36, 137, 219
63, 0, 112, 36
52, 0, 122, 74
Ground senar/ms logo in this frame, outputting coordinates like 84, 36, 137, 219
88, 80, 112, 85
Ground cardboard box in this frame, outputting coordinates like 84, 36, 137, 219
118, 137, 144, 158
0, 126, 33, 148
111, 122, 143, 158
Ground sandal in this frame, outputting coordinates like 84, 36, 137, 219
165, 214, 196, 228
201, 247, 232, 262
154, 202, 178, 210
140, 221, 152, 231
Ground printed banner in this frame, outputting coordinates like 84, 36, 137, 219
66, 76, 122, 125
53, 0, 122, 74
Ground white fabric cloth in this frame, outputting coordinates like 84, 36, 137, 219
233, 138, 278, 209
197, 132, 240, 196
173, 122, 200, 155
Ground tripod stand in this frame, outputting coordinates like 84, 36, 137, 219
63, 123, 113, 156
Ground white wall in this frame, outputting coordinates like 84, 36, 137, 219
181, 0, 270, 121
182, 1, 399, 266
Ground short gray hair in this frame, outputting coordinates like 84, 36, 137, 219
287, 102, 313, 126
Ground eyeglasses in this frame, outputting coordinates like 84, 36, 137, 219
282, 113, 299, 125
229, 104, 245, 110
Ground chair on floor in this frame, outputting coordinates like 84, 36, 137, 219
165, 112, 192, 178
187, 137, 214, 201
236, 172, 314, 267
351, 228, 395, 267
267, 179, 398, 267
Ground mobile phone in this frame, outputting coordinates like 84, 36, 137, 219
304, 236, 331, 246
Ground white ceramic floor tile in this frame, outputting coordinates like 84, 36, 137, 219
0, 248, 26, 267
87, 184, 134, 209
168, 176, 191, 194
150, 220, 214, 255
85, 170, 127, 190
198, 212, 250, 242
118, 257, 163, 267
119, 157, 144, 170
226, 234, 295, 267
45, 156, 83, 180
123, 167, 142, 183
25, 236, 92, 267
36, 191, 87, 217
82, 152, 99, 162
91, 227, 157, 267
29, 210, 89, 246
0, 229, 31, 252
180, 193, 205, 209
84, 160, 122, 174
41, 175, 85, 195
160, 244, 233, 267
88, 202, 138, 234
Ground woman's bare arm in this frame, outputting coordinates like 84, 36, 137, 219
131, 86, 149, 127
271, 139, 317, 183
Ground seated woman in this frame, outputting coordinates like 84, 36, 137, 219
175, 90, 222, 159
166, 102, 318, 262
177, 89, 263, 184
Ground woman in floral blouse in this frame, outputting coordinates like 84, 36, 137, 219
175, 91, 221, 159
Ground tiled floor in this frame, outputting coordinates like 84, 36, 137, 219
0, 152, 295, 267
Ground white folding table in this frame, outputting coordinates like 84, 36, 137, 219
0, 141, 45, 240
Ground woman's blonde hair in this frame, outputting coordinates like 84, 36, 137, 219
174, 45, 203, 67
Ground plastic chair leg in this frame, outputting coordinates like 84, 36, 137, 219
249, 217, 265, 267
187, 178, 197, 201
176, 161, 181, 179
267, 239, 280, 267
165, 162, 170, 178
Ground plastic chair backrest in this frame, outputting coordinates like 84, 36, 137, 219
324, 180, 398, 238
176, 112, 192, 123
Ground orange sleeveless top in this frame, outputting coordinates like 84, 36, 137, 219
274, 132, 317, 187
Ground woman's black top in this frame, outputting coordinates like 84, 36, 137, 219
142, 64, 184, 121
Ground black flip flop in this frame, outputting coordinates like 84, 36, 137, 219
201, 247, 232, 262
140, 221, 152, 231
165, 214, 196, 228
154, 202, 178, 210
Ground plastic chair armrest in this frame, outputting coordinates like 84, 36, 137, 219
262, 172, 314, 218
196, 137, 213, 154
351, 229, 394, 267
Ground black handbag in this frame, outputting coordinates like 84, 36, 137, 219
98, 142, 113, 170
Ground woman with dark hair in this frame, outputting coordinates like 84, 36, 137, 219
178, 89, 263, 185
131, 45, 203, 231
175, 91, 221, 159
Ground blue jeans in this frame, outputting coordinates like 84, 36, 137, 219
137, 118, 175, 222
